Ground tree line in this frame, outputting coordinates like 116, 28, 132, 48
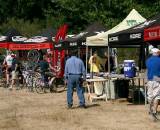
0, 0, 159, 36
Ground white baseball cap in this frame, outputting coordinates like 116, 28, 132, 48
151, 48, 160, 55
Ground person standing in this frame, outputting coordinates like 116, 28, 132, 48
3, 51, 14, 87
9, 54, 19, 90
146, 48, 160, 117
35, 55, 49, 85
104, 52, 114, 72
88, 51, 101, 74
64, 50, 86, 109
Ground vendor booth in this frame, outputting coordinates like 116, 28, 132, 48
107, 14, 160, 104
54, 22, 109, 102
86, 9, 146, 68
86, 9, 147, 102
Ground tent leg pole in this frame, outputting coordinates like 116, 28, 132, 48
108, 46, 111, 100
86, 46, 88, 75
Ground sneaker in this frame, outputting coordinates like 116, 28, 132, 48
67, 104, 73, 109
8, 86, 13, 90
78, 105, 87, 109
5, 84, 9, 88
151, 113, 158, 121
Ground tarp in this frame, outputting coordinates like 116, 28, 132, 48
86, 9, 146, 46
9, 28, 56, 50
54, 22, 107, 50
108, 13, 160, 47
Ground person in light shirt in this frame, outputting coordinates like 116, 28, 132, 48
65, 50, 86, 109
3, 52, 14, 86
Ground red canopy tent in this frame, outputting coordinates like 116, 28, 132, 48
144, 25, 160, 41
0, 36, 8, 48
9, 28, 56, 50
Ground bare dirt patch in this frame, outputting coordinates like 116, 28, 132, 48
0, 87, 160, 130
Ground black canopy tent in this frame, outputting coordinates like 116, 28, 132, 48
108, 13, 160, 47
54, 22, 107, 50
108, 13, 160, 70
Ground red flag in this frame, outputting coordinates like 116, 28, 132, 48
52, 24, 68, 78
55, 24, 68, 42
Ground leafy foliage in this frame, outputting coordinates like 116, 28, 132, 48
0, 0, 159, 35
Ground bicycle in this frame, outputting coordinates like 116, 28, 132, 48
149, 93, 160, 121
27, 49, 40, 63
22, 69, 37, 92
147, 78, 160, 121
21, 50, 40, 92
34, 71, 56, 94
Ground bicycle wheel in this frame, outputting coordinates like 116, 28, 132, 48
27, 50, 40, 62
35, 78, 45, 94
149, 94, 160, 121
26, 74, 34, 92
49, 77, 57, 92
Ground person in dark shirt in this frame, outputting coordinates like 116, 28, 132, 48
35, 55, 49, 85
104, 52, 114, 72
9, 54, 19, 90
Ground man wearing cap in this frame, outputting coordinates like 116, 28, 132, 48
146, 48, 160, 118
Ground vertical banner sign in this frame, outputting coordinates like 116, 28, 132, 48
53, 24, 68, 78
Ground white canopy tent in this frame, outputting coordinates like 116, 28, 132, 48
86, 9, 146, 46
86, 9, 146, 69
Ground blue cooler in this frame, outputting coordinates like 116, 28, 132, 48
124, 60, 136, 78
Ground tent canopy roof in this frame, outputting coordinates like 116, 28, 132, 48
108, 12, 160, 47
86, 9, 146, 46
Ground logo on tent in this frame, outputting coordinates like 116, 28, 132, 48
70, 42, 77, 46
109, 36, 119, 42
126, 20, 138, 27
0, 36, 7, 41
24, 36, 48, 43
130, 33, 142, 39
133, 20, 156, 29
148, 31, 160, 38
81, 42, 86, 45
12, 36, 27, 42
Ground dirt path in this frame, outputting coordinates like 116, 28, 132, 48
0, 87, 160, 130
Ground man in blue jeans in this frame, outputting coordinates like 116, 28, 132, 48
64, 50, 86, 109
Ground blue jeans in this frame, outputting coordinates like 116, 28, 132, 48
67, 75, 85, 106
41, 72, 48, 85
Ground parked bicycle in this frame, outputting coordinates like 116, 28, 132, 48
149, 93, 160, 121
34, 71, 56, 94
